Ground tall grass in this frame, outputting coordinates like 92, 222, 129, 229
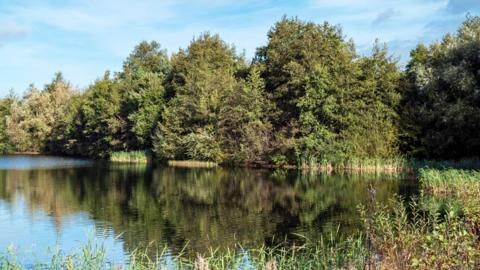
110, 151, 149, 163
297, 157, 480, 173
168, 160, 218, 168
0, 236, 367, 269
298, 157, 409, 173
359, 196, 480, 269
419, 168, 480, 195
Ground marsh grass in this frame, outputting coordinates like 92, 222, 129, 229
419, 168, 480, 195
360, 196, 480, 269
0, 235, 368, 270
297, 158, 480, 174
168, 160, 218, 168
297, 157, 408, 173
110, 151, 149, 163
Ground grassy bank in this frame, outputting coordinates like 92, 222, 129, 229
110, 151, 149, 163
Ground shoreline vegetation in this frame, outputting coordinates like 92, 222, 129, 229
109, 151, 149, 163
10, 150, 479, 174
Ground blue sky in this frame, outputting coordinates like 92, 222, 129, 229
0, 0, 478, 96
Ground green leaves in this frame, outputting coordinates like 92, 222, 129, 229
401, 16, 480, 158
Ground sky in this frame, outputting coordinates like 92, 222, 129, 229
0, 0, 478, 96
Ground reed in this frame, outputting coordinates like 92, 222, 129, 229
359, 196, 480, 269
0, 236, 367, 269
297, 158, 480, 174
298, 157, 409, 173
419, 168, 480, 195
168, 160, 218, 168
110, 151, 149, 163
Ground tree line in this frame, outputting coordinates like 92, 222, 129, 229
0, 16, 479, 165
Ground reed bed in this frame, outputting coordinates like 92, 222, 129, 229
110, 151, 149, 163
298, 157, 409, 173
168, 160, 218, 168
297, 158, 480, 174
419, 168, 480, 195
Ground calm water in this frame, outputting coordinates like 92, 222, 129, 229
0, 155, 417, 264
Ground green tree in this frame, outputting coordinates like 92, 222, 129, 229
73, 72, 122, 157
218, 65, 273, 163
153, 33, 240, 162
118, 41, 170, 150
0, 94, 15, 153
5, 73, 75, 153
257, 17, 400, 163
350, 42, 401, 158
401, 16, 480, 158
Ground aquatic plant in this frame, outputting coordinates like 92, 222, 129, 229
167, 160, 218, 168
110, 151, 149, 163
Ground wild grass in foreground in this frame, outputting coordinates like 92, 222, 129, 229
354, 166, 480, 269
110, 151, 149, 163
360, 196, 480, 270
0, 236, 367, 270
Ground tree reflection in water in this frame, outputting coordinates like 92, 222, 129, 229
0, 163, 417, 256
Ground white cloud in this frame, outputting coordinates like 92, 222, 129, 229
0, 0, 477, 94
0, 21, 29, 38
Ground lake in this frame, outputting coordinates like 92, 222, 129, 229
0, 155, 417, 264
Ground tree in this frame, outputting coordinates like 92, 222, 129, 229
153, 33, 240, 162
255, 17, 357, 129
121, 41, 170, 76
401, 15, 480, 158
118, 41, 170, 150
5, 73, 75, 152
256, 17, 401, 163
218, 65, 273, 163
73, 72, 122, 157
0, 94, 15, 153
351, 42, 401, 158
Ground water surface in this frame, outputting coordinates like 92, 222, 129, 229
0, 155, 417, 264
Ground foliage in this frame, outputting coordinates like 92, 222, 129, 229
401, 15, 480, 158
360, 197, 480, 269
153, 33, 240, 163
0, 235, 368, 270
118, 41, 170, 150
72, 72, 123, 158
256, 17, 401, 164
218, 65, 273, 163
0, 16, 478, 165
5, 73, 74, 153
0, 95, 15, 154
